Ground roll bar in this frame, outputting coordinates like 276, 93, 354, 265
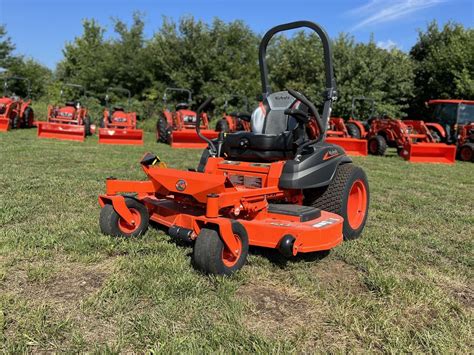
3, 76, 31, 98
163, 87, 192, 103
61, 83, 87, 98
106, 87, 131, 108
195, 97, 215, 153
259, 21, 337, 137
351, 96, 376, 121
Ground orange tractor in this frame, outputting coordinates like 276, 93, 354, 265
98, 21, 370, 275
344, 97, 455, 164
37, 83, 93, 142
98, 87, 143, 145
214, 95, 251, 133
421, 99, 474, 162
156, 87, 218, 148
0, 76, 35, 132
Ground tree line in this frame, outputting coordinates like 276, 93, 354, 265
0, 14, 472, 123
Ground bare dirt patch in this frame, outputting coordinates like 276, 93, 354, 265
310, 259, 367, 293
236, 281, 324, 338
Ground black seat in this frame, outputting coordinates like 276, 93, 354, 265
222, 91, 305, 162
176, 102, 189, 111
113, 106, 124, 112
65, 101, 77, 107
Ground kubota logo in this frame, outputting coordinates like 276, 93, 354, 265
323, 149, 340, 160
274, 95, 291, 101
175, 179, 187, 191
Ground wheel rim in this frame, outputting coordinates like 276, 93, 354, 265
221, 234, 242, 267
118, 208, 142, 234
369, 139, 378, 154
347, 180, 368, 230
460, 147, 472, 161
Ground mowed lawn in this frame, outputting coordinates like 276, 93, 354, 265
0, 128, 472, 353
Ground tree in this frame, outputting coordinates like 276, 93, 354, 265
410, 21, 474, 116
0, 24, 15, 68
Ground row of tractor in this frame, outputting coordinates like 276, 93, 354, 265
1, 75, 473, 164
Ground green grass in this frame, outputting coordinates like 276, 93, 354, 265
1, 129, 473, 353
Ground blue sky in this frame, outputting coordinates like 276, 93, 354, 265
1, 0, 472, 69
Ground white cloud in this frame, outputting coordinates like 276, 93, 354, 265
377, 39, 399, 50
350, 0, 446, 31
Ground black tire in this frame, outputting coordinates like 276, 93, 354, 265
215, 119, 230, 133
368, 135, 387, 156
22, 107, 33, 128
84, 116, 91, 136
157, 116, 171, 143
346, 122, 361, 139
99, 197, 149, 238
304, 163, 369, 241
12, 114, 20, 129
192, 222, 249, 275
458, 144, 473, 162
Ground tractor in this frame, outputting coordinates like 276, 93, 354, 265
98, 87, 143, 145
214, 95, 252, 133
0, 76, 34, 131
37, 83, 93, 142
156, 87, 218, 148
422, 99, 474, 162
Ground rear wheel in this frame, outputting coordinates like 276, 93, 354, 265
99, 197, 149, 237
84, 116, 91, 136
368, 135, 387, 156
459, 144, 473, 162
157, 116, 171, 143
22, 107, 34, 128
304, 163, 369, 240
192, 222, 248, 275
12, 114, 20, 129
215, 119, 230, 133
346, 122, 361, 139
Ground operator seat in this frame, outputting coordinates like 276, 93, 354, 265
176, 102, 190, 111
222, 91, 307, 162
65, 101, 77, 108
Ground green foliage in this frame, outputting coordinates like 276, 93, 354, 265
410, 21, 474, 116
0, 24, 15, 68
5, 58, 52, 98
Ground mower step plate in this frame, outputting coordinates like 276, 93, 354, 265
37, 121, 85, 142
171, 129, 219, 149
268, 204, 321, 222
325, 137, 368, 156
98, 128, 144, 145
0, 118, 10, 132
402, 143, 456, 164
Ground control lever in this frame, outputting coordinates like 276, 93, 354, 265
284, 108, 309, 123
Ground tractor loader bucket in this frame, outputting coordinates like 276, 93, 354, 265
0, 118, 10, 131
400, 143, 456, 164
37, 122, 85, 142
171, 129, 219, 149
98, 128, 144, 145
325, 137, 368, 156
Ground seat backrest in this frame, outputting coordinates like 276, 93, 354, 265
251, 91, 296, 134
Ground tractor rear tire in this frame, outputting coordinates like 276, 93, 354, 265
99, 197, 149, 238
459, 144, 473, 162
192, 222, 248, 275
12, 114, 20, 129
215, 119, 230, 133
84, 116, 92, 136
304, 163, 369, 241
346, 122, 361, 139
157, 117, 171, 144
368, 135, 387, 156
22, 107, 33, 128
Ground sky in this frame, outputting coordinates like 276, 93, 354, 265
0, 0, 473, 69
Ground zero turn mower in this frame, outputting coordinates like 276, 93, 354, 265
99, 21, 370, 275
98, 87, 144, 145
0, 76, 35, 132
156, 87, 218, 148
37, 83, 93, 142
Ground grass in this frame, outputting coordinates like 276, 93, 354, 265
0, 128, 472, 353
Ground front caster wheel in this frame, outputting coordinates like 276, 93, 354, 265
192, 222, 248, 275
99, 197, 149, 237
